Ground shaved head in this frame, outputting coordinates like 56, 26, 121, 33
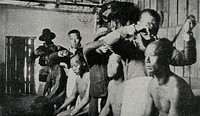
145, 38, 173, 74
146, 38, 173, 60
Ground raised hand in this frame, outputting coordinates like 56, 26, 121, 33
182, 15, 196, 33
58, 50, 72, 57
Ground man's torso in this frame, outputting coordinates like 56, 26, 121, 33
150, 75, 195, 115
77, 72, 90, 100
109, 80, 125, 116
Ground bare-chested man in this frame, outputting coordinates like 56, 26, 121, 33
144, 38, 197, 116
30, 53, 68, 116
99, 53, 125, 116
54, 51, 90, 116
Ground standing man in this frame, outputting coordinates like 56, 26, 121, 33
30, 28, 66, 96
83, 2, 141, 116
102, 9, 197, 80
57, 29, 82, 58
55, 29, 82, 72
144, 39, 197, 116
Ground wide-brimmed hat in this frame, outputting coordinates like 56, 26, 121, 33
39, 28, 56, 41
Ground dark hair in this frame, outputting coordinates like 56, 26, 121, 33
99, 1, 141, 26
70, 49, 88, 71
48, 52, 60, 66
140, 9, 161, 25
110, 2, 141, 26
68, 29, 81, 40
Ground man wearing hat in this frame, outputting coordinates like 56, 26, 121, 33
30, 28, 67, 96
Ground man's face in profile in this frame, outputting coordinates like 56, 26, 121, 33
145, 44, 166, 74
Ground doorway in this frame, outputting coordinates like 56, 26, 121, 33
5, 36, 35, 96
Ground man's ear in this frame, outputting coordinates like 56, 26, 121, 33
82, 62, 86, 66
137, 21, 140, 25
157, 10, 164, 27
79, 36, 82, 41
126, 20, 131, 26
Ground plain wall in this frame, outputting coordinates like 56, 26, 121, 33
0, 4, 95, 92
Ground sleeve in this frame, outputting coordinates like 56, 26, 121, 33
102, 25, 137, 59
83, 40, 105, 67
170, 36, 196, 66
30, 46, 45, 61
103, 25, 137, 46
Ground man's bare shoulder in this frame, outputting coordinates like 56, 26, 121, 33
83, 72, 90, 79
75, 72, 90, 87
168, 74, 191, 89
148, 78, 157, 90
82, 72, 90, 83
162, 74, 195, 105
108, 80, 115, 92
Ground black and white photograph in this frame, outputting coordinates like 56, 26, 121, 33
0, 0, 200, 116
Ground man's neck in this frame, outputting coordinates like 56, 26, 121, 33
49, 64, 58, 70
44, 42, 54, 47
70, 44, 81, 50
69, 46, 81, 54
153, 68, 172, 86
114, 75, 124, 86
79, 71, 85, 78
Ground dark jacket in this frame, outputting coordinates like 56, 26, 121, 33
83, 40, 110, 98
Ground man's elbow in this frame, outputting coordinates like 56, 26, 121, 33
82, 47, 87, 56
185, 50, 197, 65
83, 45, 90, 58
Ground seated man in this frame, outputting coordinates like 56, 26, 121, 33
99, 53, 125, 116
54, 51, 90, 116
144, 38, 197, 116
31, 53, 68, 116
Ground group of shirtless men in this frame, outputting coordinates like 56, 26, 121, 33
30, 1, 198, 116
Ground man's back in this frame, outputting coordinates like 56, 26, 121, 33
149, 74, 196, 116
108, 80, 125, 116
47, 64, 67, 100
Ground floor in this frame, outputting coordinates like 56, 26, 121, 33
1, 94, 37, 116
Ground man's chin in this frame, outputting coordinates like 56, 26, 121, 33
74, 72, 80, 76
146, 69, 154, 74
142, 35, 151, 40
139, 32, 150, 39
108, 73, 115, 78
72, 44, 81, 49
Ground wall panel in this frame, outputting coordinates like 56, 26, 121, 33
188, 0, 198, 20
178, 0, 187, 25
169, 0, 178, 26
144, 0, 150, 9
150, 0, 157, 10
